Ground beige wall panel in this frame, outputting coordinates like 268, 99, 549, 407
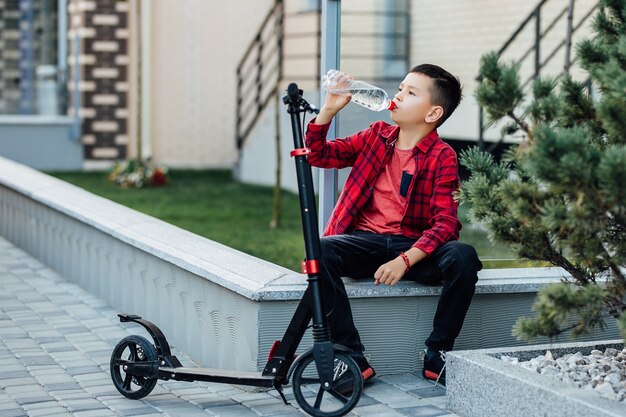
149, 0, 273, 167
409, 0, 598, 94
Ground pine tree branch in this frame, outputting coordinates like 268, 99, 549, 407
607, 260, 626, 289
507, 111, 533, 142
541, 234, 591, 285
603, 295, 626, 319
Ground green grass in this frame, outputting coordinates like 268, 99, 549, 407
51, 170, 529, 271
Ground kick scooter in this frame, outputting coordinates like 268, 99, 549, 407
109, 83, 364, 417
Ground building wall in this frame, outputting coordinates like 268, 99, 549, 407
409, 0, 598, 141
144, 0, 598, 167
0, 0, 21, 114
146, 0, 274, 168
67, 0, 130, 160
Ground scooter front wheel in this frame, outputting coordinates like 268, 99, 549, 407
110, 335, 158, 399
291, 351, 363, 417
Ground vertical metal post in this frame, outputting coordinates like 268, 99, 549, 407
564, 0, 575, 75
534, 7, 541, 78
58, 0, 68, 114
19, 0, 35, 114
318, 0, 340, 234
478, 105, 484, 151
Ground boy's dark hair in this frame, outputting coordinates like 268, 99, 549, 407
410, 64, 462, 127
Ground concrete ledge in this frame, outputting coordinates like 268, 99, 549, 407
447, 340, 626, 417
0, 116, 82, 170
0, 155, 622, 375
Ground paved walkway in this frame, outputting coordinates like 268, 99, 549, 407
0, 236, 459, 417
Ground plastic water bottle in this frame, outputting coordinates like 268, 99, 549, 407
321, 69, 396, 111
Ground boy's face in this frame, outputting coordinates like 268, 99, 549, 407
390, 72, 443, 127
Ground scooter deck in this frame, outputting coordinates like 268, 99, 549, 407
159, 367, 276, 387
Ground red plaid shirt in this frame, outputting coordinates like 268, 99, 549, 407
305, 120, 461, 255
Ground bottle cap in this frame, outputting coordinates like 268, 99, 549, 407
388, 101, 397, 110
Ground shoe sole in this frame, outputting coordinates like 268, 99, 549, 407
423, 369, 446, 386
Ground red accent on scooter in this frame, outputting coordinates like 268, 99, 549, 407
290, 148, 311, 157
268, 340, 281, 360
301, 260, 320, 274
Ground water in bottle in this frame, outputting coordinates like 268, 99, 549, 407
321, 69, 396, 111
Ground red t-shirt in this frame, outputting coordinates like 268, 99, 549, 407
305, 120, 461, 255
352, 146, 416, 234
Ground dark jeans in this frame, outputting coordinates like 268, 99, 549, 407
318, 230, 482, 353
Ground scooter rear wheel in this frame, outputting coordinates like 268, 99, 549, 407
292, 351, 363, 417
110, 335, 158, 399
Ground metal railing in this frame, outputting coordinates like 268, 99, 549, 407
340, 2, 411, 82
235, 0, 412, 151
477, 0, 599, 149
235, 0, 285, 150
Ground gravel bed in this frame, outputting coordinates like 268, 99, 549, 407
501, 347, 626, 402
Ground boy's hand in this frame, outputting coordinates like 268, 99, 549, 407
373, 258, 407, 286
315, 71, 353, 125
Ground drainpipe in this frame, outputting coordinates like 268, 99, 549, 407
57, 0, 68, 115
140, 0, 152, 161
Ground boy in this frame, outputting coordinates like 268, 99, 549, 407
305, 64, 482, 387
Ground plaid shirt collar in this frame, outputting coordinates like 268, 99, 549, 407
377, 124, 440, 154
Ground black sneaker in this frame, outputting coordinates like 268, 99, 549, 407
332, 355, 376, 396
422, 348, 446, 386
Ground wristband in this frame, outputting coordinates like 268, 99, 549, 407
399, 252, 411, 274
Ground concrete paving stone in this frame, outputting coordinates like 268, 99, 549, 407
41, 343, 77, 353
380, 374, 438, 391
73, 372, 111, 383
421, 394, 448, 409
351, 403, 405, 417
197, 403, 258, 417
0, 408, 27, 417
114, 406, 163, 416
382, 394, 432, 409
170, 387, 214, 397
27, 408, 73, 417
350, 394, 378, 407
5, 382, 46, 394
62, 398, 108, 412
44, 382, 83, 392
21, 400, 62, 411
72, 410, 117, 417
15, 394, 58, 406
159, 382, 193, 391
49, 390, 93, 401
190, 397, 238, 409
2, 377, 41, 388
0, 370, 31, 379
153, 403, 210, 416
226, 391, 274, 402
35, 374, 76, 385
18, 355, 57, 367
0, 327, 29, 338
65, 366, 104, 376
115, 414, 164, 417
0, 357, 23, 366
395, 405, 450, 417
29, 365, 65, 375
408, 386, 446, 399
82, 384, 119, 396
361, 381, 408, 398
52, 352, 90, 362
76, 342, 112, 353
245, 397, 297, 415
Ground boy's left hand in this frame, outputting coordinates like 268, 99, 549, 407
374, 258, 407, 286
